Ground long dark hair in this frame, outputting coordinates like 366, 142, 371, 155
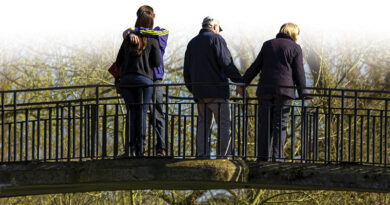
128, 11, 154, 56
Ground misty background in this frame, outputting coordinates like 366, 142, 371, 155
1, 0, 390, 91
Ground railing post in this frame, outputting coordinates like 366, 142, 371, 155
385, 100, 388, 166
152, 85, 157, 156
217, 102, 221, 157
95, 86, 99, 158
191, 103, 195, 157
68, 103, 71, 161
1, 92, 4, 163
20, 121, 23, 161
243, 86, 247, 160
380, 110, 384, 164
102, 104, 107, 159
340, 90, 345, 162
367, 109, 371, 163
13, 91, 17, 162
204, 101, 208, 158
79, 100, 83, 162
291, 106, 295, 163
113, 104, 119, 158
372, 113, 376, 165
60, 106, 64, 160
178, 103, 182, 157
354, 91, 358, 162
327, 89, 332, 162
37, 108, 40, 160
25, 109, 28, 161
44, 120, 47, 162
315, 107, 319, 161
336, 114, 340, 163
165, 85, 169, 156
91, 104, 95, 159
72, 106, 76, 159
232, 102, 236, 159
301, 97, 305, 163
55, 103, 59, 162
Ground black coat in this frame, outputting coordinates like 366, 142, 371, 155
116, 37, 161, 80
242, 33, 306, 99
184, 29, 242, 100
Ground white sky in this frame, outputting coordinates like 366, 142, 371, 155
0, 0, 389, 46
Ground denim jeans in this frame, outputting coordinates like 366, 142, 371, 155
120, 74, 153, 156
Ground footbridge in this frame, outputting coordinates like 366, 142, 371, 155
0, 84, 389, 197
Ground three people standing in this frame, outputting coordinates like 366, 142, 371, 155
116, 6, 307, 159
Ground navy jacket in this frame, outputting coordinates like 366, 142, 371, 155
184, 29, 242, 100
242, 33, 306, 99
116, 37, 161, 80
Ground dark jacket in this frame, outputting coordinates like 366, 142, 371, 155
242, 33, 306, 99
183, 29, 242, 100
116, 37, 161, 80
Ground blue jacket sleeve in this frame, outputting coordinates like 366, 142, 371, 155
136, 27, 169, 52
214, 36, 242, 83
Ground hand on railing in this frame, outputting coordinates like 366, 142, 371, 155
301, 93, 315, 104
236, 86, 244, 96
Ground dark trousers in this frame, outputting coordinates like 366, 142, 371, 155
121, 74, 153, 156
150, 80, 166, 151
257, 96, 292, 161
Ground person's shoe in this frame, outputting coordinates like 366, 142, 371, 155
196, 156, 210, 160
116, 153, 130, 159
256, 157, 268, 162
216, 156, 232, 160
156, 149, 166, 157
274, 158, 285, 163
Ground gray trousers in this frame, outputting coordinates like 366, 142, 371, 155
196, 98, 231, 157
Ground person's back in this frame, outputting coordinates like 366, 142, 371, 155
184, 22, 241, 100
257, 33, 304, 98
240, 23, 306, 161
184, 16, 241, 158
119, 37, 160, 80
115, 10, 161, 157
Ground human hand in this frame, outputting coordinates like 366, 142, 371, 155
236, 86, 244, 96
129, 33, 139, 45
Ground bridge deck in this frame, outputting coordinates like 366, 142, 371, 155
0, 159, 389, 197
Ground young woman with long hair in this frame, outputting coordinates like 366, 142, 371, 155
116, 11, 161, 157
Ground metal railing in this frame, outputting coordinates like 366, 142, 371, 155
0, 84, 389, 167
